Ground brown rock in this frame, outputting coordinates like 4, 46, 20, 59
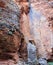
0, 1, 5, 8
0, 0, 27, 64
0, 24, 27, 64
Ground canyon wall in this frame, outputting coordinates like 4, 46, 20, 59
0, 0, 53, 62
17, 0, 53, 59
29, 0, 53, 59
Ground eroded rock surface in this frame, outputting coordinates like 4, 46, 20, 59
28, 0, 53, 59
0, 0, 28, 65
0, 0, 53, 65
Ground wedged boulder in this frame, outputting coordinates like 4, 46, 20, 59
27, 40, 38, 65
38, 58, 48, 65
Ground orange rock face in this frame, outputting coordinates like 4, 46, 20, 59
18, 1, 32, 41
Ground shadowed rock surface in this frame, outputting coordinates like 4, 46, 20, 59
0, 0, 28, 65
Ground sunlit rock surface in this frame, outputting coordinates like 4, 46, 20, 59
28, 0, 53, 59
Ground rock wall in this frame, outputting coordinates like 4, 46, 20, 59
0, 0, 53, 63
0, 0, 28, 65
29, 0, 53, 59
16, 0, 53, 59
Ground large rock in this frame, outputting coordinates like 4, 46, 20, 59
0, 0, 28, 64
15, 0, 53, 60
38, 58, 48, 65
27, 40, 38, 65
28, 0, 53, 59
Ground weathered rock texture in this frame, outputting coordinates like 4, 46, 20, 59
17, 0, 53, 59
28, 0, 53, 59
0, 0, 28, 65
0, 0, 53, 65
